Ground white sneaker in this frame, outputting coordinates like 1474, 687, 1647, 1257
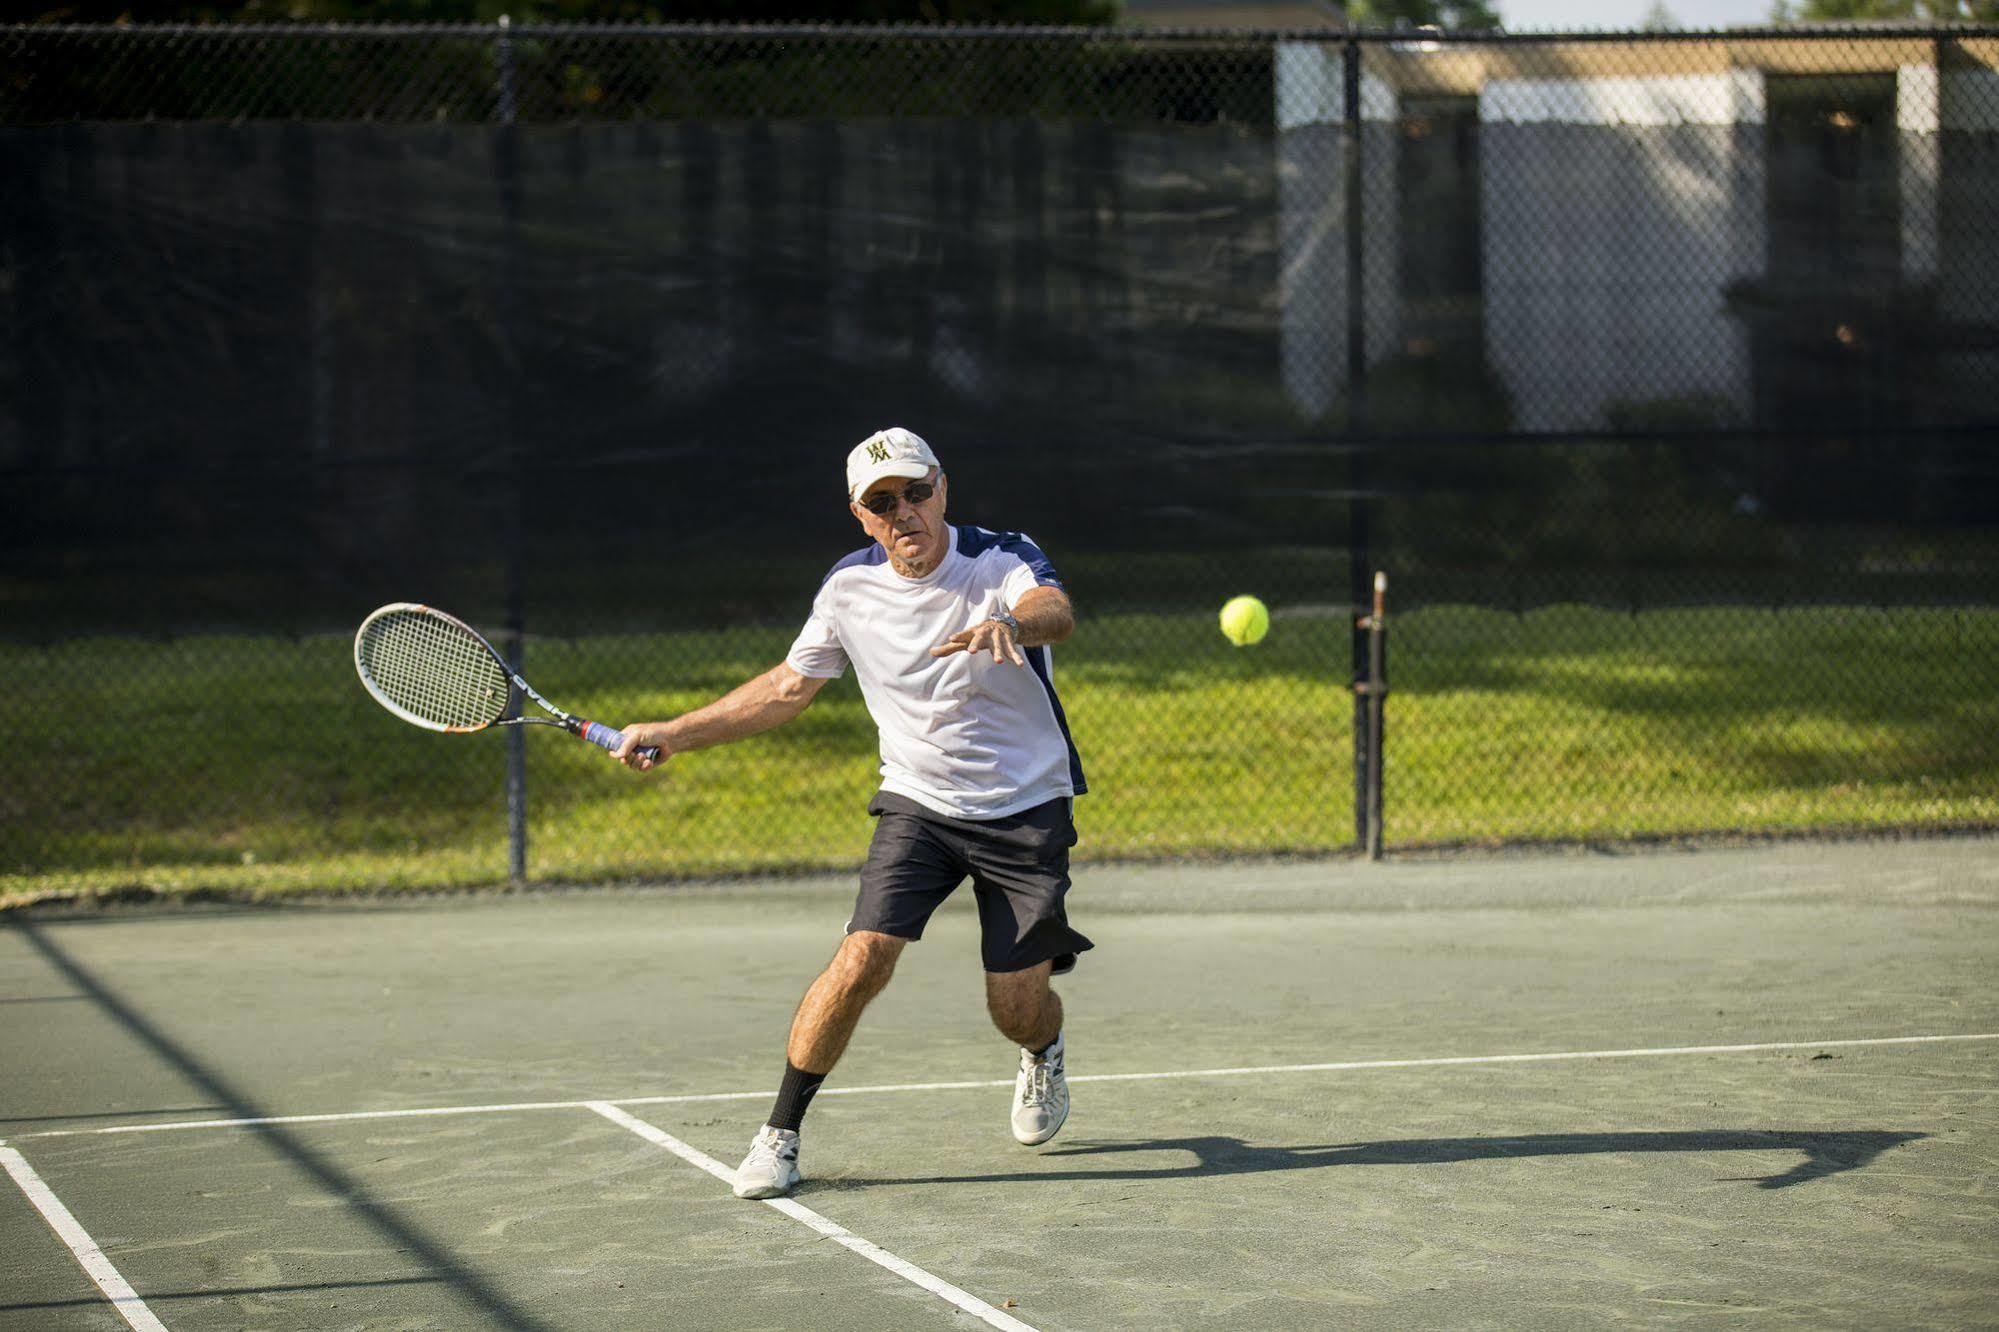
1011, 1033, 1069, 1146
733, 1125, 801, 1199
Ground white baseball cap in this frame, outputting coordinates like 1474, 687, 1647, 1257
846, 427, 940, 502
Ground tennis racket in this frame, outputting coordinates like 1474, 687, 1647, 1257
354, 603, 659, 761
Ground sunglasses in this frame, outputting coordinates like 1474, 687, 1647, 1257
859, 480, 936, 516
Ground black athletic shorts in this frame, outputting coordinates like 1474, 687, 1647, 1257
849, 791, 1094, 975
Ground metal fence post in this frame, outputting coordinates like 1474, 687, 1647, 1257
1362, 572, 1387, 860
497, 15, 528, 886
1343, 33, 1374, 854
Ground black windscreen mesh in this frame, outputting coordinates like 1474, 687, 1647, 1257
2, 25, 1994, 889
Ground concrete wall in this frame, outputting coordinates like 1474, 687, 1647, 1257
1480, 70, 1765, 432
1275, 41, 1399, 422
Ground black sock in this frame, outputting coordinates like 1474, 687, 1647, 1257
767, 1062, 826, 1133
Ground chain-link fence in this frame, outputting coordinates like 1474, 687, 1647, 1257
3, 23, 1995, 897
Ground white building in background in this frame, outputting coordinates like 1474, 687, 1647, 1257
1476, 67, 1764, 432
1276, 36, 1999, 432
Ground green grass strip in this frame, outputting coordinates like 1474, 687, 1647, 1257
3, 605, 1994, 904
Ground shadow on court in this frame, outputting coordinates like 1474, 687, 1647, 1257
0, 1105, 228, 1126
6, 919, 554, 1332
0, 1276, 446, 1316
826, 1128, 1926, 1193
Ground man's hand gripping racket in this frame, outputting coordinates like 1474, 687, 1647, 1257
353, 603, 659, 764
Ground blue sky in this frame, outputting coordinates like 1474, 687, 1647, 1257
1500, 0, 1777, 28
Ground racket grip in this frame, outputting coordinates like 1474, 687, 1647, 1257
581, 721, 661, 762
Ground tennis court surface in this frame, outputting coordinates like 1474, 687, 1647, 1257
4, 836, 1996, 1330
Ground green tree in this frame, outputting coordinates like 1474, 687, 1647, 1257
28, 0, 1118, 22
1770, 0, 1998, 20
1342, 0, 1503, 30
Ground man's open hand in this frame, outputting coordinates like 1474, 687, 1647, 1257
931, 619, 1026, 666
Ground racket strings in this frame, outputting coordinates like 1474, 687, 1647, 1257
359, 611, 512, 729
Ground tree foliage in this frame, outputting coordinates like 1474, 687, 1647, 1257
1770, 0, 1999, 20
27, 0, 1118, 23
1640, 0, 1680, 29
1340, 0, 1503, 31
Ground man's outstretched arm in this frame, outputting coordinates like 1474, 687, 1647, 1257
611, 662, 830, 771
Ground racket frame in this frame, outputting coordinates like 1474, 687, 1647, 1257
354, 603, 658, 759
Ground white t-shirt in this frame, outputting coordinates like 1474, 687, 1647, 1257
786, 525, 1086, 820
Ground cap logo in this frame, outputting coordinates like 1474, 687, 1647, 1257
866, 440, 891, 463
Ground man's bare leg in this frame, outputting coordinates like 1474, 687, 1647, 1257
985, 960, 1060, 1050
788, 930, 907, 1071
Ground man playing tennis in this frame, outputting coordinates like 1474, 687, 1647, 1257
610, 426, 1091, 1199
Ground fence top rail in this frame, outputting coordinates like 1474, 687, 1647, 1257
7, 20, 1999, 42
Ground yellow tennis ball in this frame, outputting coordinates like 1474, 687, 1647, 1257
1219, 595, 1269, 646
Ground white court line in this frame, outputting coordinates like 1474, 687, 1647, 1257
20, 1031, 1999, 1140
1, 1143, 169, 1332
585, 1102, 1039, 1332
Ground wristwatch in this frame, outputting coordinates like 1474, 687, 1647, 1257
989, 608, 1022, 638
